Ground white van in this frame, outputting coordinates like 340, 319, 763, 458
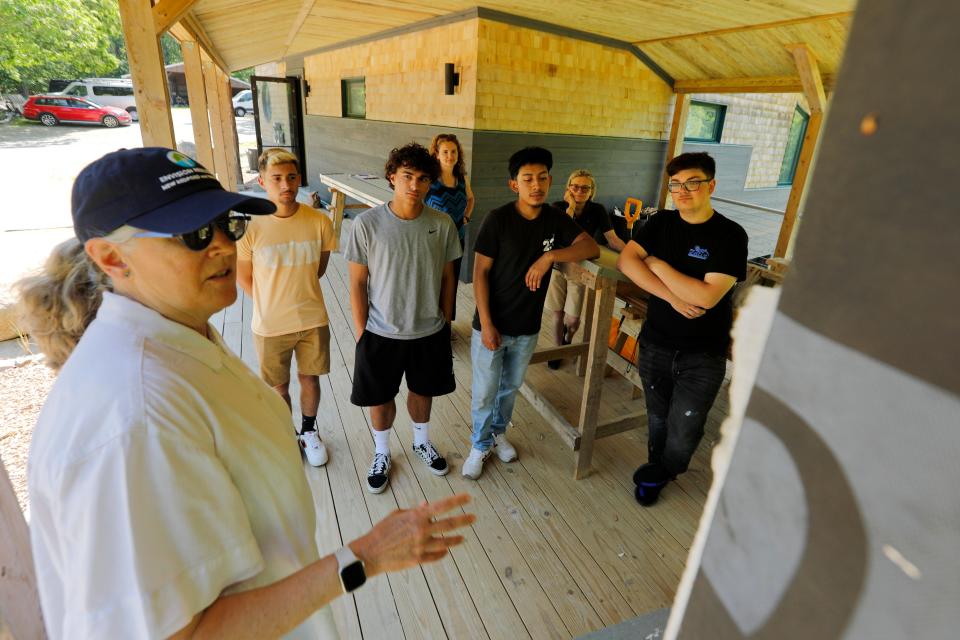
232, 89, 253, 117
61, 78, 138, 121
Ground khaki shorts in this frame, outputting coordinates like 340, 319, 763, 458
544, 272, 586, 318
254, 325, 331, 387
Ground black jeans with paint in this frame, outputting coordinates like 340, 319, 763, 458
638, 341, 727, 477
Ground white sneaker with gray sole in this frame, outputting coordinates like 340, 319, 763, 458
493, 433, 518, 463
462, 447, 492, 480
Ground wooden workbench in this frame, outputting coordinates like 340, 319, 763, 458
319, 172, 393, 250
520, 247, 646, 479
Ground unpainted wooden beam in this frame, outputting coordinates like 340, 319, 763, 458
153, 0, 196, 35
674, 73, 836, 94
284, 0, 317, 56
632, 11, 852, 45
786, 43, 827, 113
118, 0, 175, 148
658, 93, 690, 209
180, 12, 231, 72
180, 39, 215, 171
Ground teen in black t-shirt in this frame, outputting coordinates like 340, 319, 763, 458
618, 152, 747, 507
464, 147, 599, 481
471, 201, 583, 336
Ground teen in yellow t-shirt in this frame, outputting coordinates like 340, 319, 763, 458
237, 149, 335, 467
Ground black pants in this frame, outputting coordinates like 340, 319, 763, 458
638, 342, 727, 476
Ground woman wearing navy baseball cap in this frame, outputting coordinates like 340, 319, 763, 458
17, 148, 474, 639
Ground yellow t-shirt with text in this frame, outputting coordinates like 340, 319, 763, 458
237, 204, 336, 337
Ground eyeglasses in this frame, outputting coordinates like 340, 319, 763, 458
667, 179, 711, 193
568, 184, 592, 193
133, 213, 250, 251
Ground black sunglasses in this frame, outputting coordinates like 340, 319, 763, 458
133, 213, 250, 251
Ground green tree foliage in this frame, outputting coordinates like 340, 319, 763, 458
232, 68, 254, 83
0, 0, 120, 94
1, 0, 245, 96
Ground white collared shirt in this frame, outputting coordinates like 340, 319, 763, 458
28, 292, 337, 639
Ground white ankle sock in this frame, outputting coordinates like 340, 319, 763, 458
371, 427, 391, 456
412, 421, 430, 447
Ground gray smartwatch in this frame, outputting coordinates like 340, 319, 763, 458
335, 545, 367, 593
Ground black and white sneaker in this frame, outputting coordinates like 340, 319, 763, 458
412, 441, 449, 476
367, 452, 391, 494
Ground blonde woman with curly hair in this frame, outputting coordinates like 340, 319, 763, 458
545, 169, 625, 368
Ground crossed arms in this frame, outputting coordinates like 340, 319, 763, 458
616, 240, 736, 319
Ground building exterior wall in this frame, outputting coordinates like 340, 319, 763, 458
475, 20, 673, 138
302, 21, 478, 129
691, 92, 809, 189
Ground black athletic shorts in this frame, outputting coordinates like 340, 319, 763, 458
350, 323, 456, 406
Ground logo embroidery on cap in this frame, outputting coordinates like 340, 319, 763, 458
688, 245, 709, 260
167, 151, 197, 168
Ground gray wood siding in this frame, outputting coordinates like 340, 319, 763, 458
297, 117, 787, 281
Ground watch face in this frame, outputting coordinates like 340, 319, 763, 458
341, 561, 366, 592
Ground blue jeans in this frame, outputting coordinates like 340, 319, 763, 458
638, 342, 727, 477
470, 330, 539, 452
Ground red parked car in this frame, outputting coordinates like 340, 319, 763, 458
22, 94, 133, 128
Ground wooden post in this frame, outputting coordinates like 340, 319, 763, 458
329, 188, 346, 251
201, 54, 229, 189
775, 44, 827, 258
657, 93, 690, 209
0, 459, 45, 639
574, 277, 618, 479
178, 38, 215, 171
117, 0, 175, 148
214, 66, 242, 189
576, 287, 596, 377
152, 0, 197, 35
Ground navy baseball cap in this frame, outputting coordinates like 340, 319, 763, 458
72, 147, 276, 242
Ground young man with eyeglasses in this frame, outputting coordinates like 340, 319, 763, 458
345, 143, 461, 493
617, 152, 747, 506
464, 147, 599, 480
237, 148, 335, 467
545, 169, 626, 369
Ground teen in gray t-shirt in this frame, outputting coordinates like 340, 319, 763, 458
344, 202, 461, 339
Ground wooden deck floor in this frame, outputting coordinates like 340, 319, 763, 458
211, 235, 729, 640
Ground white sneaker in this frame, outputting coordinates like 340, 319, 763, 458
493, 433, 518, 463
298, 430, 328, 467
462, 447, 492, 480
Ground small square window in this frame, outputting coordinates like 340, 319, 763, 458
684, 101, 726, 143
341, 78, 366, 118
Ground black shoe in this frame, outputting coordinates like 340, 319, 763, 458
367, 453, 391, 494
632, 462, 670, 507
547, 359, 561, 370
412, 441, 449, 476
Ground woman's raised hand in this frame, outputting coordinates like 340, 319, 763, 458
352, 493, 476, 577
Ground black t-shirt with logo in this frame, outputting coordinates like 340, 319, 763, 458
473, 202, 583, 336
551, 200, 613, 239
633, 209, 748, 355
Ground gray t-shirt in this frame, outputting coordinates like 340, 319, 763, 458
344, 202, 462, 339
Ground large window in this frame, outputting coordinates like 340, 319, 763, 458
778, 106, 810, 185
341, 77, 366, 118
93, 85, 134, 96
684, 101, 726, 143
